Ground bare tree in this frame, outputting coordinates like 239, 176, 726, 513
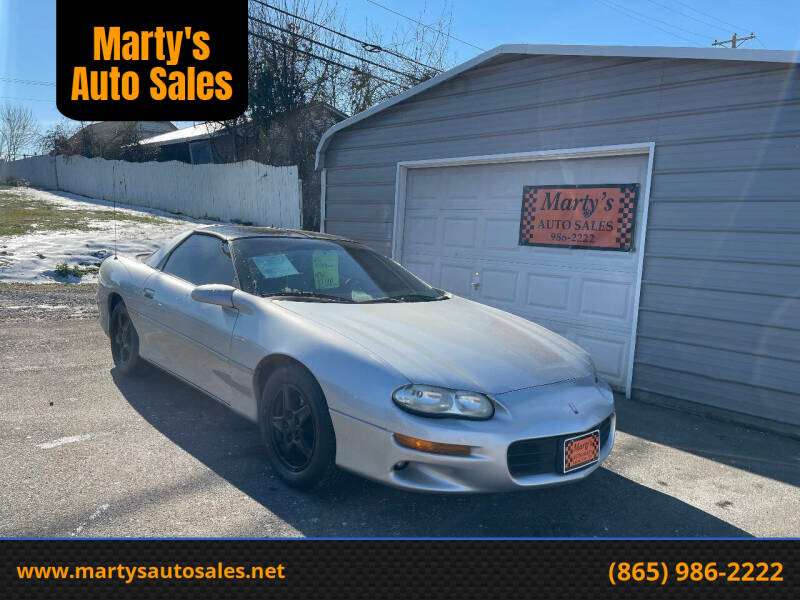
207, 0, 454, 228
37, 119, 78, 155
345, 5, 453, 114
0, 104, 39, 160
37, 120, 160, 162
246, 1, 348, 132
243, 0, 453, 144
210, 0, 455, 161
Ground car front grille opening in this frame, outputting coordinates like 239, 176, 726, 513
507, 416, 613, 478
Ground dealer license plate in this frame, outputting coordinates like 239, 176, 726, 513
563, 430, 600, 473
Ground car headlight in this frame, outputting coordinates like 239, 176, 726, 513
392, 384, 494, 420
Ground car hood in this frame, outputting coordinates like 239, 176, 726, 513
274, 295, 593, 395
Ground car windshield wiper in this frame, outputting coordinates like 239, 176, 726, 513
358, 296, 402, 303
394, 292, 449, 302
262, 291, 354, 303
358, 292, 448, 303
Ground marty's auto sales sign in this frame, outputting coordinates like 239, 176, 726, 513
519, 184, 639, 251
56, 0, 247, 121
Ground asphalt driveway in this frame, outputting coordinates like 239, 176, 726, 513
1, 286, 798, 537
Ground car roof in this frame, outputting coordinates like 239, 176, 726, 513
195, 224, 360, 244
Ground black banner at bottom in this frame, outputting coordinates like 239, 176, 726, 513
3, 539, 798, 599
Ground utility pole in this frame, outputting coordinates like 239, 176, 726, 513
712, 32, 756, 48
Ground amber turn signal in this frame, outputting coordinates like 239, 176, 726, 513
393, 433, 471, 456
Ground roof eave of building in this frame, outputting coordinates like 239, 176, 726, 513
314, 42, 800, 170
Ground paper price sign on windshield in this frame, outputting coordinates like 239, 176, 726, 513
312, 251, 339, 290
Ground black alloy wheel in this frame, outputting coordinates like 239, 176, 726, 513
110, 302, 141, 375
259, 364, 337, 490
269, 383, 315, 471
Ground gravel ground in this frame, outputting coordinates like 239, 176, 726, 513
0, 283, 98, 323
1, 285, 798, 537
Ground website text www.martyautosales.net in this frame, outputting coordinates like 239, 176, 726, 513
17, 563, 287, 583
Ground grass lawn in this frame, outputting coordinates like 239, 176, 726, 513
0, 185, 167, 237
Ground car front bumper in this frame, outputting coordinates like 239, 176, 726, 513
330, 377, 616, 493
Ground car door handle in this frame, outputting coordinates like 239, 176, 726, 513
143, 288, 155, 299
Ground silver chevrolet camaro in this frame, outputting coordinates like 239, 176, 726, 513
97, 225, 615, 492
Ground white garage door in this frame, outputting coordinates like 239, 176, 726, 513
397, 152, 650, 392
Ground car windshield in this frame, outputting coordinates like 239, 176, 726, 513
231, 237, 447, 303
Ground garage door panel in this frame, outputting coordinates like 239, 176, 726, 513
573, 332, 628, 384
480, 268, 519, 303
486, 163, 524, 197
445, 197, 522, 211
443, 217, 478, 248
457, 249, 637, 272
439, 263, 476, 297
529, 316, 570, 338
579, 278, 634, 322
526, 273, 571, 311
401, 154, 649, 391
403, 215, 438, 246
516, 314, 630, 386
491, 243, 639, 270
407, 170, 442, 202
438, 196, 488, 211
523, 281, 633, 331
485, 218, 521, 250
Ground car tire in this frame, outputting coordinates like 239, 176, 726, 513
259, 364, 337, 490
110, 302, 142, 376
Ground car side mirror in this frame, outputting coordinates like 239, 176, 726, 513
191, 284, 236, 308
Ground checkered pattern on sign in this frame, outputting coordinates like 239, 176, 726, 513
519, 187, 538, 244
564, 432, 599, 471
615, 185, 636, 251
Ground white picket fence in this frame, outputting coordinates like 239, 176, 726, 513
0, 155, 302, 228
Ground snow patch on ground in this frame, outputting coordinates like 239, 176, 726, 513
73, 503, 111, 536
0, 187, 217, 284
4, 304, 71, 310
37, 434, 92, 449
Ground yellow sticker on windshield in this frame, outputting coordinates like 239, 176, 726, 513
312, 251, 339, 289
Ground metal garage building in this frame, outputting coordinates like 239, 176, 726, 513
315, 44, 800, 434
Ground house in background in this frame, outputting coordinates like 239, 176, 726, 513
139, 102, 347, 230
68, 121, 176, 147
138, 121, 225, 165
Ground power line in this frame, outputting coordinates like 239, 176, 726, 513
250, 0, 441, 73
249, 15, 421, 82
671, 0, 750, 33
644, 0, 739, 36
596, 0, 707, 44
248, 29, 400, 87
604, 0, 712, 40
646, 1, 761, 48
594, 0, 703, 46
365, 0, 485, 52
0, 76, 56, 87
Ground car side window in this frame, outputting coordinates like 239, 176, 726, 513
162, 234, 237, 287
